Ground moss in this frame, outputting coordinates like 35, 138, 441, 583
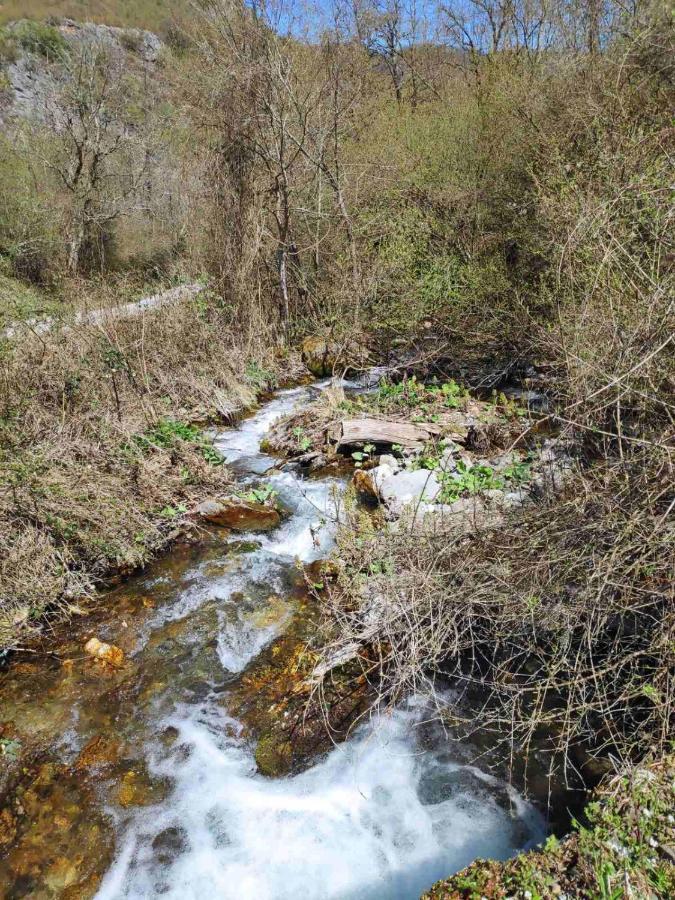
254, 733, 292, 777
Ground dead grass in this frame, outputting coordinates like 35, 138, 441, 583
315, 449, 674, 780
0, 285, 290, 650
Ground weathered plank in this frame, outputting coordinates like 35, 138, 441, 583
339, 418, 442, 449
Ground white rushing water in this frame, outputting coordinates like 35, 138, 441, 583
96, 383, 546, 900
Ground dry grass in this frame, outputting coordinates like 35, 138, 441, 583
0, 286, 290, 650
315, 449, 674, 779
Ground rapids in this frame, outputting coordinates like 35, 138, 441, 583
0, 381, 546, 899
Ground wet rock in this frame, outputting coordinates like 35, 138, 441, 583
196, 498, 280, 532
151, 826, 188, 864
75, 735, 121, 772
0, 807, 18, 849
301, 335, 340, 376
84, 638, 124, 668
116, 768, 171, 808
352, 468, 379, 499
255, 733, 292, 777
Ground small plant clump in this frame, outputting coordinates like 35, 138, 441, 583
239, 484, 278, 506
133, 419, 224, 467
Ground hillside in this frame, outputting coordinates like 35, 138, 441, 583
0, 0, 192, 32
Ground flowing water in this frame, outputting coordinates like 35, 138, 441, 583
0, 381, 547, 900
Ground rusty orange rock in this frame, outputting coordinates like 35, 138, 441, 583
84, 638, 124, 668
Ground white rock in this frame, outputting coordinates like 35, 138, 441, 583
378, 454, 400, 472
378, 468, 442, 515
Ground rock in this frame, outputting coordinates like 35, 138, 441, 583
255, 733, 292, 777
530, 458, 576, 497
437, 448, 458, 473
411, 497, 496, 534
301, 336, 339, 376
503, 490, 527, 508
492, 451, 519, 472
116, 768, 171, 808
0, 807, 17, 849
378, 454, 400, 471
75, 735, 121, 771
352, 468, 379, 498
378, 469, 442, 516
196, 498, 280, 532
465, 422, 507, 453
84, 638, 124, 668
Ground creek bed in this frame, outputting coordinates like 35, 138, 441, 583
0, 381, 548, 899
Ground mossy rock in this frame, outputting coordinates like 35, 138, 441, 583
254, 733, 292, 777
301, 336, 339, 377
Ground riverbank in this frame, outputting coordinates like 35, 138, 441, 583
0, 282, 306, 653
423, 754, 675, 899
0, 380, 547, 898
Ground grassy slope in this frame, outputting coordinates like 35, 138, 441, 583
0, 0, 191, 30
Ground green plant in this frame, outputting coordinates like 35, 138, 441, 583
437, 460, 504, 503
245, 360, 277, 391
240, 484, 278, 505
13, 21, 68, 59
292, 426, 311, 452
503, 458, 532, 485
134, 419, 224, 466
0, 737, 21, 760
428, 379, 466, 409
159, 503, 187, 519
351, 442, 375, 464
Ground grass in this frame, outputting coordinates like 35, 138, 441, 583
0, 280, 298, 651
0, 2, 191, 31
423, 754, 675, 899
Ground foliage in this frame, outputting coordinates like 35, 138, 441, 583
12, 20, 68, 59
239, 484, 278, 506
437, 460, 504, 503
134, 419, 224, 466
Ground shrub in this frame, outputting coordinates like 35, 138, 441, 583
12, 21, 68, 60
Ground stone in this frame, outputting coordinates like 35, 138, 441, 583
492, 451, 519, 472
84, 638, 124, 668
378, 469, 442, 516
503, 490, 527, 508
0, 807, 17, 849
352, 468, 378, 498
301, 336, 339, 377
255, 733, 293, 777
75, 735, 121, 771
378, 454, 400, 471
196, 498, 280, 532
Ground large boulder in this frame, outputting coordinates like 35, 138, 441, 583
379, 468, 442, 515
301, 336, 340, 377
196, 498, 280, 532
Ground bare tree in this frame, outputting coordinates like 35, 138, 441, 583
41, 42, 153, 274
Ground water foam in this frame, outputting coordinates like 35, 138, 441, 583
96, 703, 544, 900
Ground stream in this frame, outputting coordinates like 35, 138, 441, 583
0, 381, 547, 899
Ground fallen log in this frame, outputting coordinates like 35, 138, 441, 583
338, 417, 443, 450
